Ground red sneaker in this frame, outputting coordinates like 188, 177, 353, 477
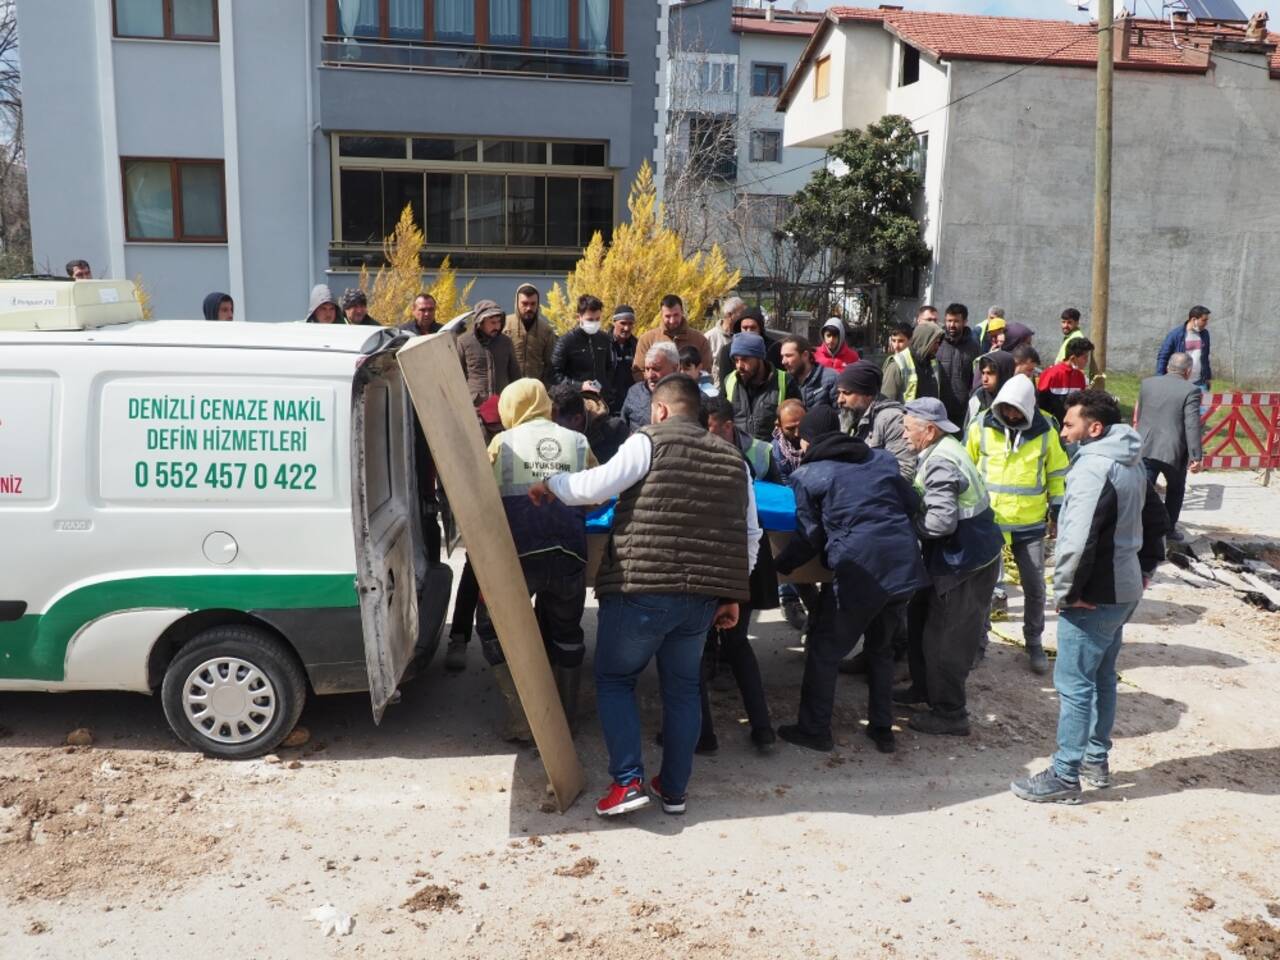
594, 779, 651, 817
648, 776, 687, 815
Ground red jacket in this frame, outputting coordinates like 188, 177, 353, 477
1036, 361, 1087, 423
815, 344, 860, 372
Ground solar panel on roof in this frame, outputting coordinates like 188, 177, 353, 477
1180, 0, 1247, 22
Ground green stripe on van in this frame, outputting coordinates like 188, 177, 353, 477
0, 574, 358, 682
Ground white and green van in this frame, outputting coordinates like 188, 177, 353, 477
0, 280, 452, 757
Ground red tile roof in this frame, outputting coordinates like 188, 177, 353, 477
778, 7, 1279, 108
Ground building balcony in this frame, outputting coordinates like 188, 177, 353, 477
320, 36, 628, 82
329, 241, 589, 274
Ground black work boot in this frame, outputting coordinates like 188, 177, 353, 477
908, 709, 970, 737
1026, 639, 1050, 676
553, 664, 581, 733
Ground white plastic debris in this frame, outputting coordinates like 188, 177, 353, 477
310, 903, 355, 937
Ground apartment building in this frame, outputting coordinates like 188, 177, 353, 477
779, 6, 1280, 381
18, 0, 662, 320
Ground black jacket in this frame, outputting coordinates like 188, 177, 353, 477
724, 362, 801, 441
609, 337, 637, 414
936, 326, 981, 425
552, 327, 617, 404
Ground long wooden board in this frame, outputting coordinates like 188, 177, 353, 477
397, 334, 585, 812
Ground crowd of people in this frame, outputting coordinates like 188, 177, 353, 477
430, 281, 1213, 817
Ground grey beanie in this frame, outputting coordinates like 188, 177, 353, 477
730, 332, 766, 361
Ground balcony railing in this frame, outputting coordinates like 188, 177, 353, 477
329, 242, 590, 273
321, 36, 629, 82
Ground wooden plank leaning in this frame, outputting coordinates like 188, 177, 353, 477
396, 333, 585, 813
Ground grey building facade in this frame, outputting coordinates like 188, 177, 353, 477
18, 0, 662, 321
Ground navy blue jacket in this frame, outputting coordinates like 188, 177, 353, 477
775, 436, 929, 608
797, 362, 838, 410
1156, 324, 1211, 386
621, 380, 652, 434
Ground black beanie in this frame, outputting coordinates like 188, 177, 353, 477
799, 406, 842, 444
836, 360, 883, 396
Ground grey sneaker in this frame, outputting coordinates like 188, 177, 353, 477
444, 636, 468, 672
1079, 760, 1113, 788
781, 599, 807, 632
1010, 767, 1082, 804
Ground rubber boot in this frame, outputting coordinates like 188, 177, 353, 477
492, 664, 533, 744
553, 664, 581, 733
1026, 639, 1049, 676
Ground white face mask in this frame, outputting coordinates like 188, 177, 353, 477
580, 320, 602, 336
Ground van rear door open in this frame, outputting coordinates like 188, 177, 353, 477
351, 349, 424, 722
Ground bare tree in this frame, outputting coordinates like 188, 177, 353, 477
0, 0, 30, 277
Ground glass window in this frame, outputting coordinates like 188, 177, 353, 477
435, 0, 475, 42
179, 163, 225, 237
123, 158, 226, 241
425, 173, 466, 245
489, 0, 521, 45
814, 56, 831, 100
123, 160, 174, 239
551, 142, 606, 167
531, 0, 570, 49
750, 130, 782, 164
467, 175, 504, 245
339, 136, 407, 159
579, 178, 612, 245
483, 140, 547, 165
578, 0, 610, 51
413, 138, 479, 162
508, 176, 546, 246
388, 0, 424, 39
900, 44, 921, 86
546, 177, 579, 247
722, 62, 736, 93
383, 171, 425, 235
751, 63, 785, 97
340, 169, 382, 244
114, 0, 217, 40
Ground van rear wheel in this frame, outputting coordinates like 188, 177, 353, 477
161, 625, 307, 759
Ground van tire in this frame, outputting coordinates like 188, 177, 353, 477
160, 625, 307, 759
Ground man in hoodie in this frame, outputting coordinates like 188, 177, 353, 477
1011, 390, 1167, 803
936, 303, 982, 426
964, 350, 1015, 431
305, 284, 340, 324
835, 361, 916, 481
621, 341, 680, 434
815, 318, 860, 372
203, 292, 233, 321
774, 406, 930, 754
475, 379, 597, 740
504, 283, 558, 383
550, 294, 617, 406
632, 294, 711, 382
896, 398, 1005, 737
458, 300, 521, 408
724, 332, 800, 442
883, 321, 943, 404
779, 335, 837, 410
966, 374, 1071, 674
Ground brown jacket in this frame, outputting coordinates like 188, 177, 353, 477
457, 329, 521, 406
631, 323, 712, 382
504, 312, 557, 382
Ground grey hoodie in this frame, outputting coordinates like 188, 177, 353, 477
1053, 424, 1155, 607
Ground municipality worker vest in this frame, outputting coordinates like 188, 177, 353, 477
1055, 327, 1085, 364
965, 415, 1070, 537
892, 350, 942, 402
912, 435, 1003, 578
493, 418, 592, 562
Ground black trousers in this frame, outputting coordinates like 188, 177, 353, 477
475, 554, 587, 668
797, 584, 910, 736
1144, 458, 1187, 528
449, 558, 479, 640
699, 603, 771, 741
907, 560, 1001, 719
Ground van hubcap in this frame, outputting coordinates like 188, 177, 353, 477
182, 657, 277, 744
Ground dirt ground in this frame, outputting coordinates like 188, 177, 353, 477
3, 473, 1280, 959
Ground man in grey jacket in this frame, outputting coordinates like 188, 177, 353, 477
1011, 390, 1167, 804
1135, 352, 1203, 540
835, 361, 916, 480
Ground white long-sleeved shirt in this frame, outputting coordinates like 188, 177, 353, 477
546, 432, 762, 573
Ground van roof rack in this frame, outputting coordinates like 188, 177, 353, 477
0, 279, 145, 331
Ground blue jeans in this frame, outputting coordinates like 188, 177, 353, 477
594, 592, 717, 799
1052, 601, 1139, 780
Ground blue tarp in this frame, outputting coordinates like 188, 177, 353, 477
585, 480, 796, 534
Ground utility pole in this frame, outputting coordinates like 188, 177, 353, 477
1090, 0, 1115, 386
